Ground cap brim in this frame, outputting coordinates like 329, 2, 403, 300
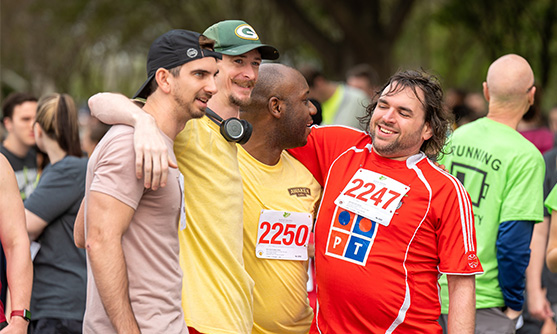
133, 73, 155, 99
218, 44, 279, 60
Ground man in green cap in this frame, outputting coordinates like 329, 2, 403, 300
87, 20, 279, 334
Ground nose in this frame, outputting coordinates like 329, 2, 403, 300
243, 64, 257, 80
381, 108, 396, 122
206, 76, 218, 96
309, 100, 317, 116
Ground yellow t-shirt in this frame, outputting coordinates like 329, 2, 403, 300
174, 117, 254, 334
238, 146, 322, 334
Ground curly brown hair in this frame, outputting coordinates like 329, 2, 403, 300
359, 70, 452, 160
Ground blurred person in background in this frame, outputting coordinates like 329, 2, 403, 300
24, 93, 88, 334
345, 63, 380, 99
300, 64, 369, 130
1, 92, 38, 199
81, 118, 110, 157
518, 102, 554, 154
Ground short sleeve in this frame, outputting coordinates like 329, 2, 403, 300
89, 129, 145, 210
24, 160, 86, 223
436, 178, 483, 274
288, 126, 367, 186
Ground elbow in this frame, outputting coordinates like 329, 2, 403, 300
546, 249, 557, 273
74, 235, 85, 249
88, 93, 106, 117
84, 230, 111, 255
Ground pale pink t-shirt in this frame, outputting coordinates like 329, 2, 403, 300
83, 125, 186, 334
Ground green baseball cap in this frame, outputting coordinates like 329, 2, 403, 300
203, 20, 279, 60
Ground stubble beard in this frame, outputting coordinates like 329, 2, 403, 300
370, 123, 424, 157
229, 94, 250, 108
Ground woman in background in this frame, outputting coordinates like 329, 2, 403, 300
24, 93, 87, 334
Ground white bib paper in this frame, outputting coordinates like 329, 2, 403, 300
334, 169, 409, 226
255, 210, 312, 261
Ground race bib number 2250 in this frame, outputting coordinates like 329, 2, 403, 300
255, 210, 312, 261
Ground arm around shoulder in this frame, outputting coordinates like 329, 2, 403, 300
88, 92, 175, 189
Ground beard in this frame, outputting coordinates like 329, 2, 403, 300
229, 93, 251, 108
172, 91, 205, 120
370, 122, 425, 157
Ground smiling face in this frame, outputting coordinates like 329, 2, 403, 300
369, 84, 433, 160
279, 71, 317, 149
217, 49, 262, 107
171, 57, 219, 120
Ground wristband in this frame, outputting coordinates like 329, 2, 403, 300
10, 309, 31, 322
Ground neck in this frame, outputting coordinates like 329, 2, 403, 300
143, 96, 189, 140
42, 138, 67, 164
2, 135, 31, 158
486, 102, 528, 130
241, 124, 282, 166
208, 94, 240, 120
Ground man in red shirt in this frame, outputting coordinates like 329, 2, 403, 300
289, 70, 482, 333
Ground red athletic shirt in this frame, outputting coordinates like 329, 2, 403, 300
289, 126, 482, 333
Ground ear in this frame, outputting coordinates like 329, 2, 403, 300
528, 86, 536, 106
482, 82, 490, 102
154, 68, 172, 94
268, 96, 282, 119
3, 118, 12, 132
422, 122, 433, 141
34, 122, 42, 138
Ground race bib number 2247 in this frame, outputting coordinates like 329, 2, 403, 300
334, 169, 409, 226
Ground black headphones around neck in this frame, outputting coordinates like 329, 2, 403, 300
205, 108, 253, 145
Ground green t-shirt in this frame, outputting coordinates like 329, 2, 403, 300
438, 117, 544, 312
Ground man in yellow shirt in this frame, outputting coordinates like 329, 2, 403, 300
86, 20, 278, 334
239, 63, 321, 333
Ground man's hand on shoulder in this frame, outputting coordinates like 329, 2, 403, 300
133, 112, 177, 190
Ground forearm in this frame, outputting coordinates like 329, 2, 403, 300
527, 218, 549, 291
447, 275, 476, 334
4, 237, 32, 313
87, 236, 139, 334
526, 218, 552, 319
88, 92, 152, 127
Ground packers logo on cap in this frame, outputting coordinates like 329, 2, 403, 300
235, 24, 259, 41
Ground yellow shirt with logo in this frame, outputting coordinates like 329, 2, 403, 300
238, 146, 322, 334
174, 117, 254, 334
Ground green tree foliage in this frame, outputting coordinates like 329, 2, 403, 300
1, 0, 556, 110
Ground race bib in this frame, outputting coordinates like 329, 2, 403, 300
255, 210, 312, 261
334, 169, 409, 226
178, 173, 186, 231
